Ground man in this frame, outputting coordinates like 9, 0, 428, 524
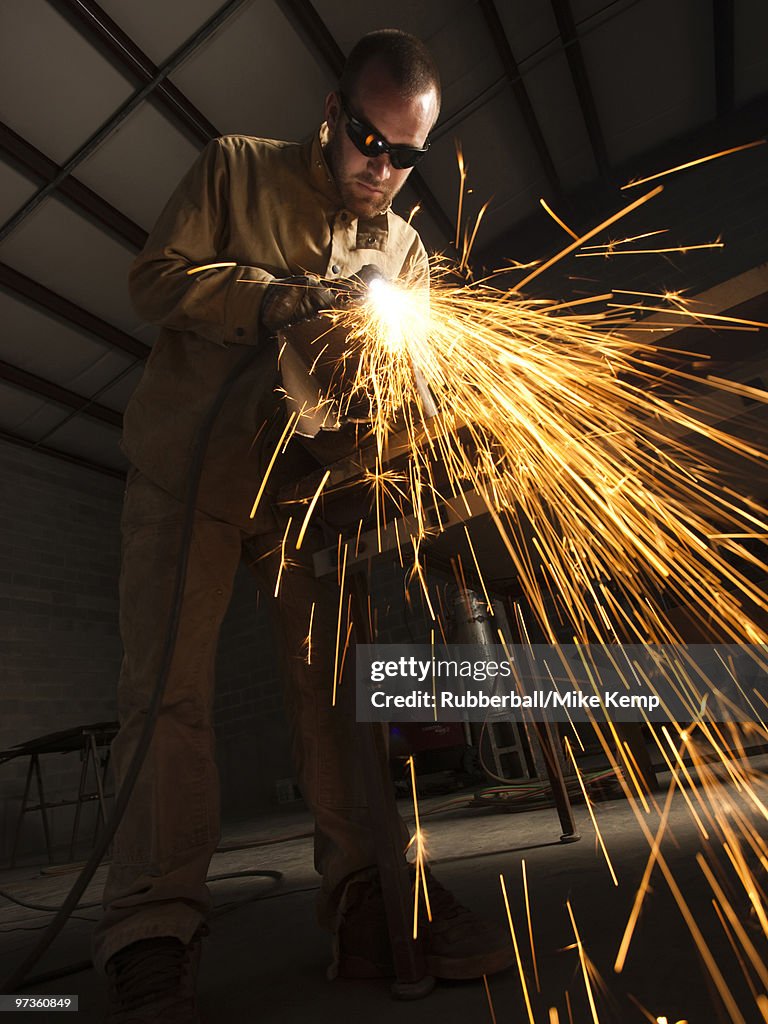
96, 29, 512, 1022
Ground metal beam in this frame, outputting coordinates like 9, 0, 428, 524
1, 0, 248, 244
713, 0, 735, 119
276, 0, 346, 78
477, 0, 562, 195
0, 358, 122, 428
0, 429, 123, 478
50, 0, 219, 146
0, 262, 150, 360
550, 0, 611, 182
274, 0, 456, 246
0, 121, 147, 250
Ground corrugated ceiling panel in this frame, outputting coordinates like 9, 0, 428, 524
419, 92, 544, 252
494, 1, 596, 190
392, 198, 445, 256
75, 103, 201, 232
91, 363, 144, 412
0, 198, 138, 332
0, 294, 136, 386
0, 381, 69, 438
170, 3, 334, 141
575, 0, 715, 165
520, 50, 597, 191
0, 0, 133, 165
0, 161, 38, 226
315, 0, 470, 77
63, 350, 141, 412
735, 0, 768, 105
96, 0, 224, 66
42, 416, 125, 469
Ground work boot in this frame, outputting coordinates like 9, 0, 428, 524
332, 867, 514, 981
104, 928, 205, 1023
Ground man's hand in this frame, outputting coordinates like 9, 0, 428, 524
259, 274, 334, 334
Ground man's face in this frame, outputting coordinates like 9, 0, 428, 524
324, 63, 438, 219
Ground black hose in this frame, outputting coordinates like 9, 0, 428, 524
1, 344, 264, 994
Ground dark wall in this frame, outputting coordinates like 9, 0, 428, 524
0, 440, 123, 862
0, 441, 296, 862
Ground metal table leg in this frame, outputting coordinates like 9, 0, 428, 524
531, 719, 581, 843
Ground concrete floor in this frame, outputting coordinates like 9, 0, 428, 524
1, 763, 767, 1023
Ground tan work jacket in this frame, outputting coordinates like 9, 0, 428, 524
123, 129, 428, 528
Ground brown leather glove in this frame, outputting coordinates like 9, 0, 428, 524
259, 274, 334, 334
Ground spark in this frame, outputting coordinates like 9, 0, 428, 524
514, 185, 664, 290
500, 873, 536, 1024
566, 901, 601, 1024
455, 141, 467, 251
697, 854, 768, 992
304, 601, 315, 665
582, 229, 669, 250
614, 781, 675, 973
460, 201, 492, 274
324, 259, 768, 649
463, 524, 494, 614
250, 411, 298, 519
710, 897, 762, 1002
521, 859, 540, 992
331, 542, 348, 706
621, 139, 766, 189
407, 756, 431, 937
295, 469, 331, 549
336, 614, 354, 690
565, 736, 618, 886
185, 261, 237, 275
619, 741, 652, 814
273, 516, 293, 598
576, 241, 724, 257
607, 302, 768, 330
540, 198, 579, 239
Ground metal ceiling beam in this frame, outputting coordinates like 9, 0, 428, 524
0, 262, 150, 360
550, 0, 611, 182
0, 429, 123, 478
0, 121, 147, 250
0, 358, 122, 428
477, 0, 562, 195
276, 0, 346, 79
49, 0, 219, 146
1, 0, 247, 244
275, 0, 456, 246
713, 0, 735, 119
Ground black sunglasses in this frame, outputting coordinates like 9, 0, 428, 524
340, 94, 430, 170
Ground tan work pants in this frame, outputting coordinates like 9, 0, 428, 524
92, 470, 378, 971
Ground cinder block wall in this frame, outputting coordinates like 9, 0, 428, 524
0, 441, 123, 862
0, 441, 295, 862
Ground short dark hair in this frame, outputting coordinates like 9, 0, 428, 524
340, 29, 441, 113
